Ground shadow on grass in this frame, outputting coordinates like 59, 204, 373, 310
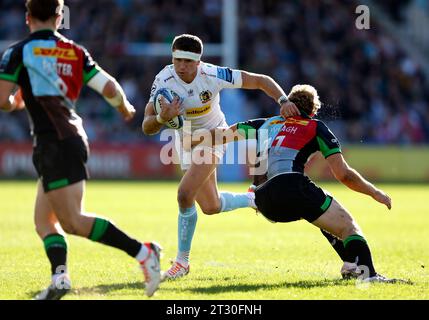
28, 282, 145, 299
181, 278, 351, 295
28, 279, 348, 298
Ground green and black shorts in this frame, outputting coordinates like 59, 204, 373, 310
32, 135, 89, 192
254, 173, 333, 223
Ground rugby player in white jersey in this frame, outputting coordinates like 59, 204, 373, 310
142, 34, 299, 280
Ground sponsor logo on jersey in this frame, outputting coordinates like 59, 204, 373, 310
286, 118, 309, 126
199, 90, 212, 103
33, 47, 78, 61
270, 119, 286, 125
270, 118, 310, 126
186, 104, 211, 117
164, 75, 174, 82
201, 70, 216, 78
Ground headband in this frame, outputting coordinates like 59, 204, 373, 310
172, 50, 201, 61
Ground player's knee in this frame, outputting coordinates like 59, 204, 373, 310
339, 224, 361, 240
200, 205, 220, 215
59, 222, 78, 235
177, 189, 195, 208
35, 221, 60, 238
58, 217, 81, 236
35, 224, 48, 238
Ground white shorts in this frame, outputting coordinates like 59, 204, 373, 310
174, 121, 228, 171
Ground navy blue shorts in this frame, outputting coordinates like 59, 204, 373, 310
254, 173, 333, 223
32, 135, 89, 192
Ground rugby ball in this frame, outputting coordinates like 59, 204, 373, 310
153, 88, 184, 129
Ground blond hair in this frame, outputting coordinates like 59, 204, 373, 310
287, 84, 321, 116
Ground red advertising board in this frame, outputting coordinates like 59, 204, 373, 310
0, 142, 176, 179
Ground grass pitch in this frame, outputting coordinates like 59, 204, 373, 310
0, 181, 428, 300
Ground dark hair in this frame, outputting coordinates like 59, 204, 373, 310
26, 0, 63, 22
172, 34, 203, 54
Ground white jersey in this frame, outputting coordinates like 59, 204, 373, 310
149, 62, 242, 130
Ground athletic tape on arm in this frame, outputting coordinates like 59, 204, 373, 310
87, 69, 110, 94
87, 69, 124, 107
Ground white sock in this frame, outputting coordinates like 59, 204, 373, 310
219, 192, 251, 212
176, 251, 190, 267
135, 243, 149, 262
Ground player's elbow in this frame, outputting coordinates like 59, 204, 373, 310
0, 92, 9, 109
334, 167, 353, 184
142, 120, 159, 136
142, 121, 150, 135
334, 170, 347, 183
102, 80, 118, 99
0, 100, 7, 110
330, 161, 349, 183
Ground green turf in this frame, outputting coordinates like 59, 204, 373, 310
0, 181, 428, 300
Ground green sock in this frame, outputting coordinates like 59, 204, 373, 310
343, 234, 376, 277
89, 217, 142, 257
43, 234, 68, 275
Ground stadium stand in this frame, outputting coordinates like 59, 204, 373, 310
1, 0, 428, 144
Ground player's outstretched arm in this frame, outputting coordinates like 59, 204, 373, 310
0, 80, 24, 112
87, 69, 135, 121
191, 124, 244, 147
142, 97, 181, 135
326, 153, 392, 210
240, 71, 300, 118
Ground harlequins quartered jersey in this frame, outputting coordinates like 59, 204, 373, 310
149, 62, 242, 131
0, 29, 100, 139
237, 115, 341, 179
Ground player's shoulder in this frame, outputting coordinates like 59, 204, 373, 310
1, 38, 27, 56
267, 115, 286, 124
201, 62, 239, 85
45, 32, 89, 58
313, 118, 329, 129
199, 62, 219, 77
243, 116, 280, 131
0, 39, 26, 68
55, 32, 75, 44
154, 64, 176, 83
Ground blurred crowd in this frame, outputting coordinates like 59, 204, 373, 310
1, 0, 428, 144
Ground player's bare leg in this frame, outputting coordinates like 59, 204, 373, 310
311, 199, 362, 241
163, 152, 219, 281
34, 181, 71, 300
312, 199, 398, 282
195, 169, 221, 215
164, 147, 257, 281
34, 181, 63, 239
196, 167, 257, 214
37, 181, 161, 298
44, 181, 93, 237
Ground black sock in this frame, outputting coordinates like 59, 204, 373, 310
343, 234, 377, 277
89, 217, 142, 257
43, 234, 67, 275
320, 229, 348, 262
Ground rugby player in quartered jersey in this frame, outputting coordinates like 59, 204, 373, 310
236, 115, 341, 180
0, 29, 99, 140
0, 0, 162, 299
193, 84, 406, 283
142, 34, 300, 280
